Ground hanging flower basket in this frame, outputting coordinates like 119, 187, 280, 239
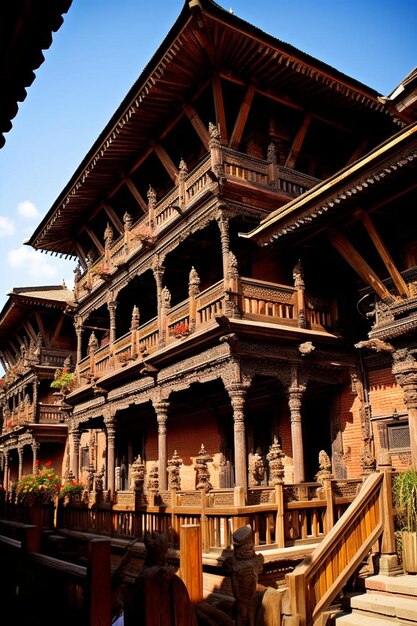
50, 368, 76, 394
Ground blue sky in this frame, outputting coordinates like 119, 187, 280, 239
0, 0, 416, 313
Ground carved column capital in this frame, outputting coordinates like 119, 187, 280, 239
227, 383, 248, 412
392, 348, 417, 409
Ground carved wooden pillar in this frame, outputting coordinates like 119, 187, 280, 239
32, 377, 39, 422
103, 223, 113, 265
178, 158, 188, 211
130, 305, 140, 359
107, 295, 117, 345
351, 370, 376, 476
209, 121, 224, 178
188, 267, 200, 332
3, 452, 9, 492
217, 213, 230, 287
160, 287, 171, 348
288, 368, 306, 483
267, 142, 277, 189
17, 444, 24, 480
153, 264, 165, 348
123, 211, 133, 254
147, 186, 156, 229
88, 332, 99, 379
74, 315, 83, 369
293, 260, 307, 329
218, 214, 240, 317
227, 384, 248, 491
155, 400, 169, 491
105, 420, 116, 496
392, 348, 417, 469
153, 400, 169, 491
70, 424, 81, 481
31, 441, 39, 474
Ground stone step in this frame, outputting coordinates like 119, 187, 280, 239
351, 592, 417, 622
335, 612, 399, 626
365, 574, 417, 597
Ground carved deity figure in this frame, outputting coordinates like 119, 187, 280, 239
224, 525, 264, 626
315, 450, 334, 484
248, 448, 266, 487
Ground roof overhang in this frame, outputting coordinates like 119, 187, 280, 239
27, 0, 399, 257
1, 0, 72, 148
242, 121, 417, 246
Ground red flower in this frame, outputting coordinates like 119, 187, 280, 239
35, 459, 40, 467
45, 460, 52, 467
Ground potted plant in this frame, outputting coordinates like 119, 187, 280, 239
393, 466, 417, 573
59, 480, 85, 503
15, 460, 60, 505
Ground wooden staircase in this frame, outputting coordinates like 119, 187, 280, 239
336, 574, 417, 626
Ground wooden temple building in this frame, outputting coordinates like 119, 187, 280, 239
1, 0, 417, 586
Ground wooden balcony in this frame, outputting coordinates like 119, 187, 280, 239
1, 401, 70, 436
74, 148, 320, 300
77, 277, 335, 385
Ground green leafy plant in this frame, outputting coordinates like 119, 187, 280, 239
59, 480, 84, 500
15, 460, 60, 503
50, 368, 76, 393
393, 467, 417, 532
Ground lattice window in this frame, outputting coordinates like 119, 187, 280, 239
387, 423, 410, 451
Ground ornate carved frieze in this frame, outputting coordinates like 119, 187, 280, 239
392, 348, 417, 409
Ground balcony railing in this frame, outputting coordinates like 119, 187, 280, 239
76, 277, 335, 385
74, 146, 320, 300
50, 478, 362, 553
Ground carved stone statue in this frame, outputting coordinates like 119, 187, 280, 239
195, 444, 213, 492
167, 450, 182, 492
224, 525, 264, 626
315, 450, 334, 484
266, 436, 285, 485
248, 448, 266, 487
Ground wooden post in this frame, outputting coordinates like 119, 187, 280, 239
22, 522, 42, 554
324, 478, 335, 534
200, 490, 210, 553
179, 524, 203, 604
275, 483, 285, 549
378, 450, 402, 575
87, 538, 112, 626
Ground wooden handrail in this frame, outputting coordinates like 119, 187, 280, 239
285, 472, 384, 626
0, 527, 112, 626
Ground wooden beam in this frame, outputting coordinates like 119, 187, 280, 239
183, 103, 210, 150
23, 320, 38, 344
85, 226, 105, 255
357, 210, 409, 297
123, 178, 148, 212
229, 84, 256, 150
327, 225, 394, 302
51, 314, 65, 345
152, 141, 178, 182
34, 312, 48, 347
3, 348, 15, 366
74, 242, 87, 269
102, 203, 124, 234
348, 139, 369, 165
212, 75, 228, 144
285, 113, 312, 169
